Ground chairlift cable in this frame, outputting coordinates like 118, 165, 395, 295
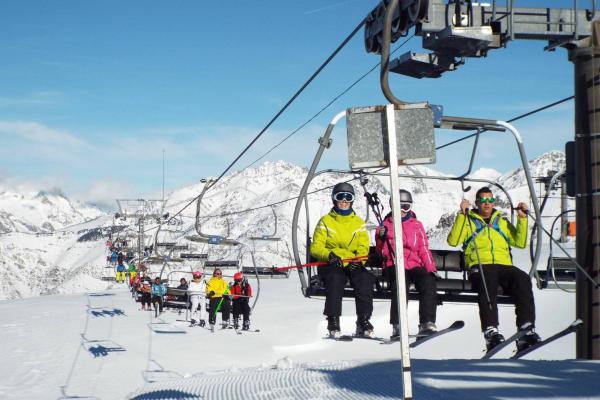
436, 95, 574, 151
242, 34, 416, 171
144, 16, 368, 234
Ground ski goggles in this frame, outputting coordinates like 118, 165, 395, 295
400, 203, 412, 212
333, 192, 355, 202
477, 196, 495, 203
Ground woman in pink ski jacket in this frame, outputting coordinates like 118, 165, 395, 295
376, 189, 438, 339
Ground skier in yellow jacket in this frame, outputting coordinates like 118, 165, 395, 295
310, 182, 375, 338
447, 186, 541, 352
206, 269, 231, 330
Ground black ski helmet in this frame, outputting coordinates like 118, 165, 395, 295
331, 182, 355, 204
399, 189, 413, 203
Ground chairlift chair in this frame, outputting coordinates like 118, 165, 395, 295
291, 107, 545, 306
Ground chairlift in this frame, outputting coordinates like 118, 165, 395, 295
245, 206, 292, 279
291, 107, 545, 306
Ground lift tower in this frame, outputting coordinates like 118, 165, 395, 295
364, 0, 600, 359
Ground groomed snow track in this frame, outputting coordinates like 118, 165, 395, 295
128, 358, 600, 400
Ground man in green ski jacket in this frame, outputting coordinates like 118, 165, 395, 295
447, 186, 541, 352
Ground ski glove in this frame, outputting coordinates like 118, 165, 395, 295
378, 226, 388, 239
347, 262, 363, 271
208, 291, 215, 297
328, 252, 343, 269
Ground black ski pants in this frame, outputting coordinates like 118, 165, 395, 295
318, 264, 375, 319
385, 266, 437, 325
208, 297, 231, 325
151, 295, 163, 313
233, 298, 250, 322
141, 293, 151, 308
469, 264, 536, 331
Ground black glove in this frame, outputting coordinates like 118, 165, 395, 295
328, 252, 343, 269
208, 290, 215, 298
378, 226, 388, 240
347, 262, 362, 271
430, 272, 442, 281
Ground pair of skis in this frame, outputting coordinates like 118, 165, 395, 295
483, 319, 583, 359
326, 320, 464, 345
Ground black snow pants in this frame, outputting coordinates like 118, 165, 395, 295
318, 263, 375, 318
469, 264, 536, 331
385, 266, 437, 325
151, 295, 163, 313
232, 298, 251, 322
208, 297, 231, 325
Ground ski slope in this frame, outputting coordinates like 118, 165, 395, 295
1, 261, 599, 400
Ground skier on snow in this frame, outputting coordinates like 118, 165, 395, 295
447, 186, 541, 352
310, 182, 375, 338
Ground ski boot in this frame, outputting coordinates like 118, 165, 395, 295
221, 321, 229, 329
233, 318, 240, 330
209, 324, 215, 333
327, 316, 341, 338
418, 322, 438, 336
199, 319, 206, 327
484, 326, 505, 352
190, 319, 197, 326
355, 315, 374, 338
516, 322, 542, 352
390, 324, 400, 340
242, 319, 250, 331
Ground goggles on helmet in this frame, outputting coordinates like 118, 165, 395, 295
333, 192, 355, 202
400, 203, 412, 212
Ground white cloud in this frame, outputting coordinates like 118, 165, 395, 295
0, 120, 83, 146
0, 91, 63, 108
76, 180, 137, 208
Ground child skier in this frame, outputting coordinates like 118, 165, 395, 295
188, 271, 206, 327
230, 272, 252, 330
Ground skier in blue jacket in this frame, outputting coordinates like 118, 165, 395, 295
151, 277, 167, 315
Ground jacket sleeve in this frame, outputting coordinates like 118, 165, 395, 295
447, 213, 469, 247
354, 224, 370, 258
310, 217, 331, 261
503, 215, 528, 249
416, 221, 436, 272
247, 283, 252, 298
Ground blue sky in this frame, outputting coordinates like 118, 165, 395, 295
0, 1, 583, 206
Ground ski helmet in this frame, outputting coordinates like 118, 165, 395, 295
331, 182, 355, 204
192, 271, 202, 279
399, 189, 413, 203
234, 272, 243, 281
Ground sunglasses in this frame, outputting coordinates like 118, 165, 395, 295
214, 273, 222, 276
333, 192, 355, 202
400, 203, 412, 212
477, 197, 495, 203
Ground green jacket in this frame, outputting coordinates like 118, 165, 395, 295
310, 209, 370, 265
447, 209, 528, 268
128, 263, 136, 273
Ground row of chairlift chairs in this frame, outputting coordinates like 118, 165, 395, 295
142, 182, 294, 312
290, 111, 583, 306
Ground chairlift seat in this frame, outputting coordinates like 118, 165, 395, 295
180, 253, 208, 260
204, 260, 239, 269
538, 257, 577, 288
186, 235, 240, 246
163, 287, 189, 309
242, 266, 289, 278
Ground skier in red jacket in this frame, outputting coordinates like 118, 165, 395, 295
230, 272, 252, 330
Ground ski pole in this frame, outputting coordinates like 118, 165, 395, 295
213, 286, 231, 317
274, 255, 368, 272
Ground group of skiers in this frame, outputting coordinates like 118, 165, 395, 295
131, 269, 253, 332
311, 182, 542, 353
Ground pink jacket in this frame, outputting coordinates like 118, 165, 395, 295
375, 212, 436, 272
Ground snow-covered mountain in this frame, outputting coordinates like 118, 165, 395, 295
0, 152, 568, 300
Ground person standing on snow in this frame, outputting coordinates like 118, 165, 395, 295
376, 189, 438, 340
115, 261, 126, 283
230, 272, 252, 330
151, 277, 167, 315
447, 186, 541, 352
188, 271, 206, 327
310, 182, 375, 338
206, 269, 231, 330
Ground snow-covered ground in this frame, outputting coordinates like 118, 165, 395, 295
1, 250, 598, 400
